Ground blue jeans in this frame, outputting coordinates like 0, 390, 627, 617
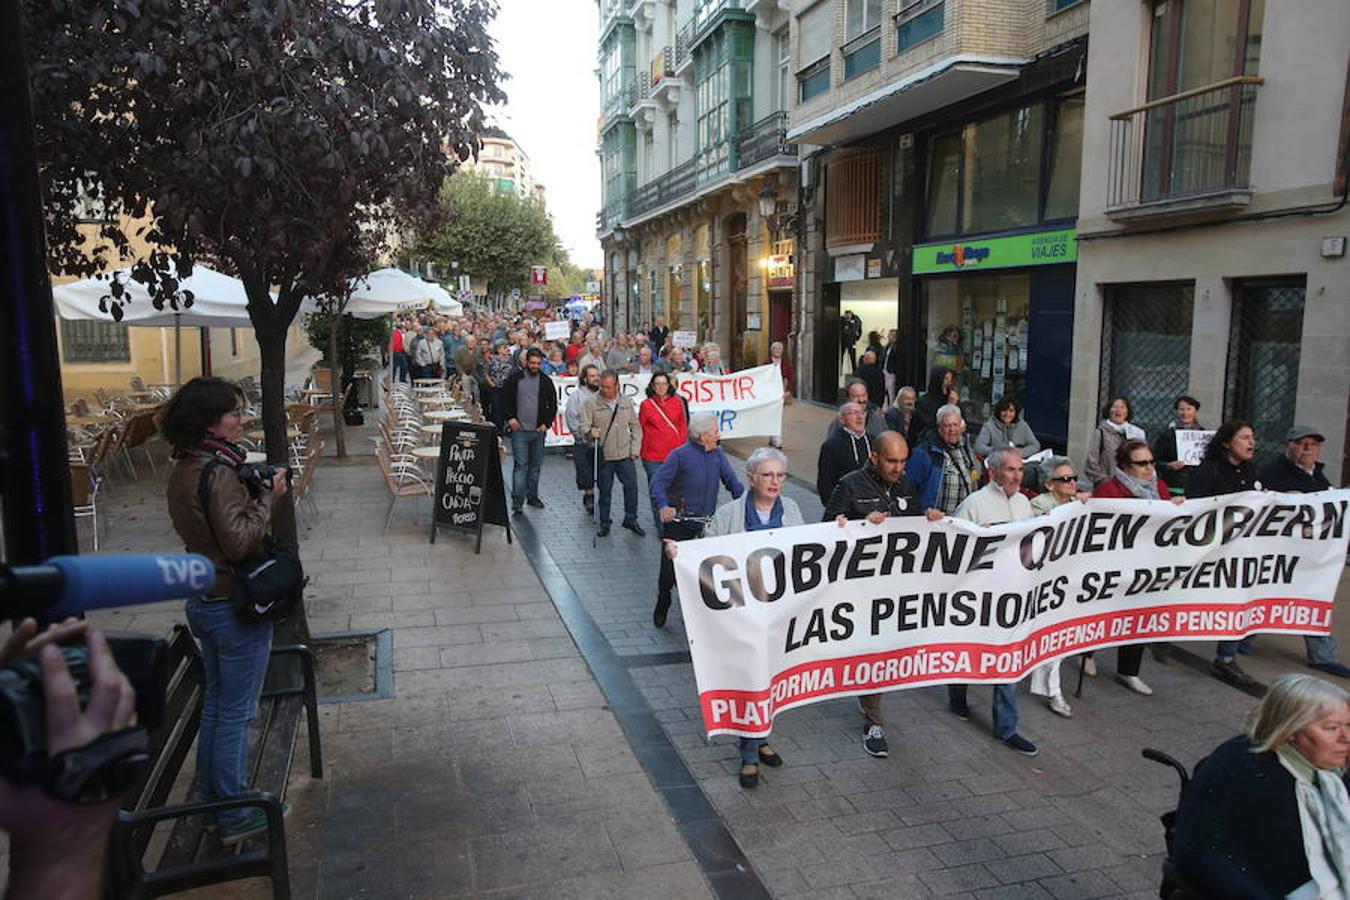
597, 457, 638, 526
948, 683, 1019, 739
739, 737, 765, 765
509, 429, 546, 508
391, 352, 409, 383
1307, 634, 1340, 665
641, 459, 664, 532
185, 598, 274, 826
574, 441, 596, 491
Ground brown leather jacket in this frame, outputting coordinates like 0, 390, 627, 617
166, 455, 278, 596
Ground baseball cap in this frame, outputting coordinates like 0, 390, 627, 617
1285, 425, 1325, 442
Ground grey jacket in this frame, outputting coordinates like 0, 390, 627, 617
580, 393, 642, 461
706, 492, 805, 537
973, 417, 1041, 459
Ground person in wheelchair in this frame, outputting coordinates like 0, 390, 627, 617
1171, 674, 1349, 899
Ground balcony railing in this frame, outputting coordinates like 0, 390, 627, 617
626, 72, 651, 110
630, 159, 698, 217
1108, 76, 1262, 212
674, 22, 693, 72
736, 111, 796, 169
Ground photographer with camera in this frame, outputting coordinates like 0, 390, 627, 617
1, 617, 137, 899
161, 378, 288, 846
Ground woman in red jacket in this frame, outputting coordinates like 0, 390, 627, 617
639, 372, 687, 532
1090, 439, 1184, 696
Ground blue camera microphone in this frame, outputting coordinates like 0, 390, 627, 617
0, 553, 215, 619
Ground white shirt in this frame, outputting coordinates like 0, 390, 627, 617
953, 481, 1034, 526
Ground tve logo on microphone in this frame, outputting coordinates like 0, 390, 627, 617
156, 555, 213, 593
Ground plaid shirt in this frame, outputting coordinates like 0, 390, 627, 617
935, 440, 979, 514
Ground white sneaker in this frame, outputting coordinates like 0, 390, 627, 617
1048, 695, 1073, 718
1116, 674, 1153, 696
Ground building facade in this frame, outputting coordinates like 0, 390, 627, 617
1071, 0, 1349, 481
463, 128, 547, 204
787, 0, 1089, 446
596, 0, 800, 370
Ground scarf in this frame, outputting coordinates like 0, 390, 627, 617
1113, 469, 1160, 500
174, 436, 247, 469
1276, 745, 1350, 898
744, 495, 784, 531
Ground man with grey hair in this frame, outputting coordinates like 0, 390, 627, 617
948, 448, 1039, 756
885, 385, 919, 441
817, 402, 872, 502
824, 378, 887, 441
905, 403, 982, 514
649, 413, 744, 627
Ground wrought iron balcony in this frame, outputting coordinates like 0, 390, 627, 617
1107, 76, 1262, 217
626, 72, 651, 111
674, 23, 693, 73
735, 111, 796, 170
629, 159, 698, 217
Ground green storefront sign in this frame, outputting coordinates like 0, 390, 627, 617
911, 228, 1077, 275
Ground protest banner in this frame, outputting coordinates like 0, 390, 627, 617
545, 365, 784, 446
1175, 429, 1215, 465
544, 320, 571, 341
672, 490, 1350, 737
672, 330, 697, 348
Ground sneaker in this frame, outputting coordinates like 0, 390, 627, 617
1082, 655, 1097, 677
1310, 661, 1350, 678
219, 809, 269, 847
1003, 734, 1039, 756
1048, 695, 1073, 718
1115, 674, 1154, 696
950, 701, 971, 721
527, 497, 545, 509
862, 725, 889, 758
1211, 658, 1257, 688
582, 493, 594, 512
512, 506, 524, 516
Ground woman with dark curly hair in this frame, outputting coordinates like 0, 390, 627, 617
161, 377, 289, 846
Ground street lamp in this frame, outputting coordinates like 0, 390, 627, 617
757, 185, 777, 221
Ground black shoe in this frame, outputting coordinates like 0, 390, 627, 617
739, 763, 759, 789
862, 725, 888, 758
512, 506, 524, 516
1003, 734, 1039, 756
950, 702, 971, 721
757, 745, 783, 767
527, 497, 545, 508
1212, 658, 1257, 688
623, 520, 646, 537
582, 493, 594, 512
653, 601, 669, 628
597, 524, 610, 537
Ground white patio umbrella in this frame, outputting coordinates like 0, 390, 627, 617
302, 267, 463, 319
53, 265, 261, 386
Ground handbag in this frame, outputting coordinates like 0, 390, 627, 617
196, 460, 307, 623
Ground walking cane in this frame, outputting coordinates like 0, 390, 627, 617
592, 435, 601, 548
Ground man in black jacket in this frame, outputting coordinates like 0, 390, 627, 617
881, 328, 903, 407
823, 431, 942, 758
500, 348, 559, 514
816, 403, 871, 502
1258, 425, 1349, 677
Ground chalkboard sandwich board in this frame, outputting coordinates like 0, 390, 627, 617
430, 421, 512, 552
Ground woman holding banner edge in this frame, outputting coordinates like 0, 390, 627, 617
664, 446, 802, 788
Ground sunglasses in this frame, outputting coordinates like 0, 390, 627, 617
1048, 475, 1077, 483
1129, 458, 1156, 467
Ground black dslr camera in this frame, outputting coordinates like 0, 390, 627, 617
238, 462, 294, 494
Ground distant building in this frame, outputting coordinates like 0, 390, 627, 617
463, 127, 546, 204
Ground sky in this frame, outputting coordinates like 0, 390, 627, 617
488, 0, 602, 270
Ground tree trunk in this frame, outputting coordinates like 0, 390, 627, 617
327, 312, 347, 458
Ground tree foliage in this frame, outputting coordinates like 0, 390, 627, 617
303, 314, 387, 366
25, 0, 504, 541
415, 171, 560, 299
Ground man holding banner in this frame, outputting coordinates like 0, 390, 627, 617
823, 430, 936, 758
948, 448, 1041, 756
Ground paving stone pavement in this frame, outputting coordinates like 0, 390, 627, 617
10, 412, 1345, 900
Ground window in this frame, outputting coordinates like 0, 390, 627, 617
1101, 282, 1195, 443
797, 2, 832, 67
600, 26, 636, 118
923, 274, 1032, 417
799, 61, 831, 103
666, 111, 679, 169
1047, 0, 1083, 13
230, 328, 240, 357
602, 123, 637, 212
925, 131, 961, 236
693, 22, 753, 183
898, 1, 943, 53
60, 319, 131, 363
924, 102, 1046, 237
1225, 279, 1305, 464
1044, 96, 1084, 221
845, 0, 881, 40
774, 28, 791, 112
642, 132, 655, 184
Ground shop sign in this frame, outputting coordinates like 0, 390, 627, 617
866, 259, 882, 279
834, 254, 866, 282
912, 229, 1077, 275
767, 253, 794, 289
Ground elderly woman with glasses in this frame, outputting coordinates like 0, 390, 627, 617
1172, 674, 1349, 899
1026, 456, 1090, 716
664, 446, 803, 789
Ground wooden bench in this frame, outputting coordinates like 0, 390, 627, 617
111, 625, 323, 899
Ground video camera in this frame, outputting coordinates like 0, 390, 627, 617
0, 553, 214, 803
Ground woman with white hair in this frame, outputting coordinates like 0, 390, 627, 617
665, 446, 802, 788
1172, 673, 1349, 898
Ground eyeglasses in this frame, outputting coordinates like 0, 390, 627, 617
1048, 475, 1077, 483
1129, 458, 1156, 468
755, 472, 787, 481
